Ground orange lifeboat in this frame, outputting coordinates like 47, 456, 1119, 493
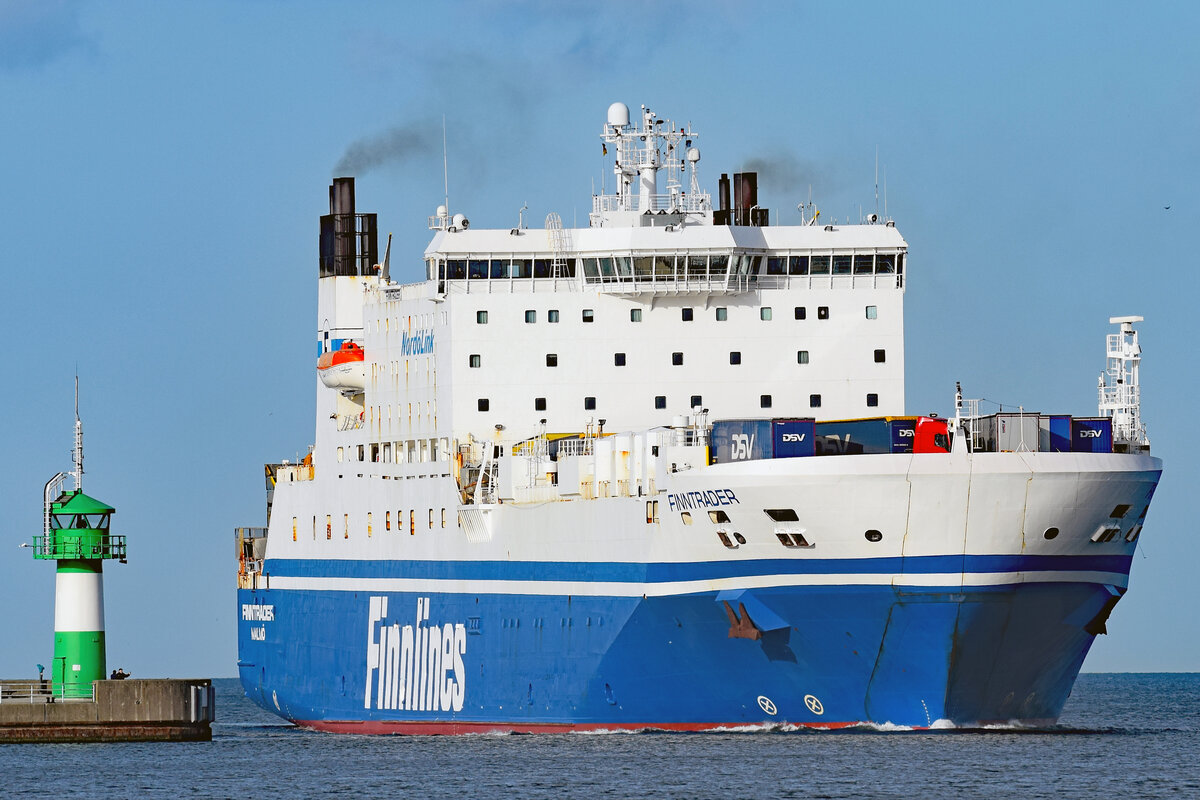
317, 341, 366, 394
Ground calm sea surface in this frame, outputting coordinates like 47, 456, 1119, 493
2, 674, 1197, 799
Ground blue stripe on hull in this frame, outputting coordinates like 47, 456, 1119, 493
237, 581, 1114, 729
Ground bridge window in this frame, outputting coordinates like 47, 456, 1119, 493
854, 254, 874, 274
833, 255, 852, 275
709, 255, 728, 276
797, 350, 809, 364
809, 256, 830, 275
681, 307, 694, 321
469, 259, 488, 279
614, 353, 626, 366
446, 259, 467, 279
876, 254, 896, 273
477, 399, 490, 411
810, 394, 821, 408
766, 257, 786, 275
867, 393, 879, 407
789, 255, 809, 275
654, 396, 666, 409
490, 260, 509, 279
730, 351, 741, 365
469, 354, 481, 368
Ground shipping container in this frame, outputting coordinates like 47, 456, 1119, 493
1038, 415, 1072, 452
814, 419, 893, 455
1071, 417, 1113, 453
772, 418, 816, 458
977, 413, 1040, 452
709, 419, 772, 464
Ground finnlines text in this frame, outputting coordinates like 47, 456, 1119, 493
666, 488, 739, 512
365, 596, 467, 712
401, 329, 435, 356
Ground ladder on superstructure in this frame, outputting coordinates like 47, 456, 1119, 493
546, 212, 571, 278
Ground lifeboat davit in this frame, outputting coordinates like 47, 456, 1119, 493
317, 341, 366, 394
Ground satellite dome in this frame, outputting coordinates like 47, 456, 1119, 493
607, 102, 630, 128
686, 147, 701, 163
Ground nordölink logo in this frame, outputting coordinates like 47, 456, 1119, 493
401, 329, 435, 356
365, 596, 466, 712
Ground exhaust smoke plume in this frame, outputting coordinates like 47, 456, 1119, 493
334, 122, 439, 176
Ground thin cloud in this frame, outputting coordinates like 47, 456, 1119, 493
0, 0, 91, 71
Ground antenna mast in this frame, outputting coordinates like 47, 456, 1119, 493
442, 115, 449, 214
72, 375, 84, 492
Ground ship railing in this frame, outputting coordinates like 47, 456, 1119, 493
0, 680, 95, 703
557, 438, 595, 457
338, 414, 364, 432
30, 533, 127, 562
592, 193, 712, 215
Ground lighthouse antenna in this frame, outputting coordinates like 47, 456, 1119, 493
73, 375, 84, 492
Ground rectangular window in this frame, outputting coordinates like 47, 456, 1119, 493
832, 255, 852, 275
525, 310, 536, 323
788, 255, 809, 275
765, 508, 800, 522
874, 349, 886, 363
584, 396, 596, 410
818, 306, 829, 320
690, 395, 703, 408
760, 307, 773, 321
797, 350, 809, 364
614, 353, 626, 366
876, 254, 896, 274
654, 396, 667, 409
681, 307, 694, 321
548, 309, 560, 323
867, 393, 879, 407
469, 354, 481, 368
477, 398, 490, 411
730, 351, 741, 365
672, 352, 684, 366
630, 308, 642, 322
716, 307, 728, 321
476, 310, 488, 324
766, 256, 786, 275
810, 394, 822, 408
866, 305, 878, 320
760, 395, 772, 408
535, 397, 546, 411
854, 254, 874, 274
794, 306, 806, 320
546, 354, 558, 367
442, 509, 447, 528
386, 511, 391, 531
809, 255, 830, 274
582, 309, 595, 323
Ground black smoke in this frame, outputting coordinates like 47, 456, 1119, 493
334, 122, 439, 176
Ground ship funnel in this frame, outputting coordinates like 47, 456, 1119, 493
319, 177, 378, 277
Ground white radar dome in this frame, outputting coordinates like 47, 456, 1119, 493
607, 102, 630, 128
687, 147, 701, 163
436, 204, 447, 217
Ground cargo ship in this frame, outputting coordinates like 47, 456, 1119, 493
236, 102, 1161, 732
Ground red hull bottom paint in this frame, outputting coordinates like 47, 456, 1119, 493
296, 719, 863, 735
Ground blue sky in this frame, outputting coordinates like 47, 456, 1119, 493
1, 1, 1195, 678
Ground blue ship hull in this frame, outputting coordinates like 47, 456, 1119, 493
237, 556, 1127, 731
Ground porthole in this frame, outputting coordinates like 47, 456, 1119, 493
1044, 526, 1060, 540
864, 529, 883, 543
733, 532, 746, 545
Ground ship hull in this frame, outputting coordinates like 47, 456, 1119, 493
237, 561, 1126, 730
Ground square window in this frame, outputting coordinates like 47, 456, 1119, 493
818, 306, 829, 320
681, 307, 694, 321
760, 395, 772, 409
760, 307, 773, 321
874, 349, 886, 363
866, 305, 878, 320
546, 354, 558, 367
690, 395, 703, 408
730, 351, 742, 365
582, 309, 595, 323
535, 397, 546, 411
654, 395, 667, 409
469, 354, 481, 368
797, 350, 809, 364
614, 353, 626, 367
548, 309, 560, 323
478, 398, 490, 411
867, 393, 879, 407
809, 394, 821, 408
476, 310, 488, 324
716, 307, 728, 321
795, 306, 806, 320
584, 396, 596, 410
525, 310, 536, 323
672, 352, 684, 366
630, 309, 642, 322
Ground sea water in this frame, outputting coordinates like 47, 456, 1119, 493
2, 674, 1196, 799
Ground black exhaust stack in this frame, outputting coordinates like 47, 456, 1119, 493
320, 177, 378, 277
714, 171, 767, 227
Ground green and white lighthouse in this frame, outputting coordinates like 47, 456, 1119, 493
32, 383, 126, 698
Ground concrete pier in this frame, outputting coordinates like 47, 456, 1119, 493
0, 678, 214, 742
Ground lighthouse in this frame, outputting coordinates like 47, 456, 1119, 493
32, 382, 126, 698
